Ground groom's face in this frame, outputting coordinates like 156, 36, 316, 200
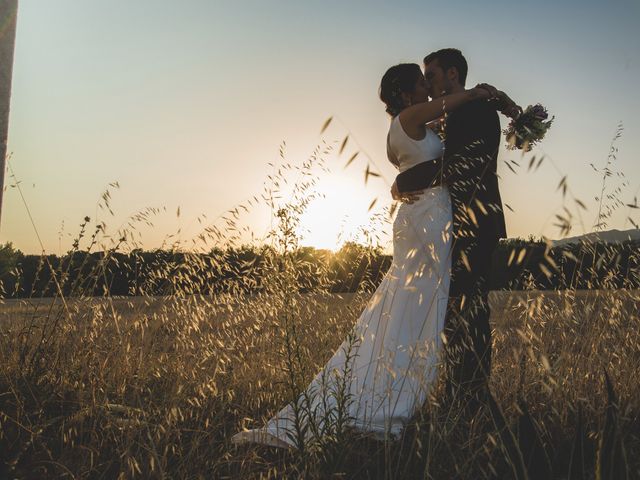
424, 59, 450, 99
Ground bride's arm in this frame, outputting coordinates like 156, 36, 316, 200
399, 87, 492, 130
495, 90, 523, 119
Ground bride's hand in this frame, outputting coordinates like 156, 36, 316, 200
474, 83, 499, 99
496, 91, 523, 119
475, 84, 523, 119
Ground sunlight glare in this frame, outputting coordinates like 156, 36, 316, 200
297, 174, 379, 251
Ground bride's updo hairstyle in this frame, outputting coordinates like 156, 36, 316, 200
379, 63, 422, 116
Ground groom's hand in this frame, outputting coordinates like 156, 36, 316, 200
391, 180, 423, 204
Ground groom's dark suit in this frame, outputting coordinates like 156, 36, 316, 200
396, 98, 506, 412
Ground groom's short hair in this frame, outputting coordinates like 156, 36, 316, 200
424, 48, 468, 87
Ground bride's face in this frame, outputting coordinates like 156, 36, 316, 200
408, 74, 429, 105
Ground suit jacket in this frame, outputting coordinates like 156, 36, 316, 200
395, 99, 507, 244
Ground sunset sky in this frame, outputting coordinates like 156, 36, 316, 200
3, 0, 639, 253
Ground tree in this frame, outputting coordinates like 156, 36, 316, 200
0, 241, 22, 295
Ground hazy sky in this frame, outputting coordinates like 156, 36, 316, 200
3, 0, 639, 253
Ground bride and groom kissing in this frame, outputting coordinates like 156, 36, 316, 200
232, 48, 522, 449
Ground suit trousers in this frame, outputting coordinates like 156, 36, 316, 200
442, 233, 497, 415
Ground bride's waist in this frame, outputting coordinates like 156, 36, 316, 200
396, 186, 450, 214
402, 185, 449, 203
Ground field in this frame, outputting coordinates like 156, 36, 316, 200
0, 289, 638, 479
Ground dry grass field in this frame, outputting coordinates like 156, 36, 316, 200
1, 289, 638, 479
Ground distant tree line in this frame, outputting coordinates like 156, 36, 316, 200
490, 237, 639, 290
0, 238, 638, 298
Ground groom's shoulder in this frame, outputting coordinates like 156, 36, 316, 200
466, 99, 499, 118
449, 100, 498, 128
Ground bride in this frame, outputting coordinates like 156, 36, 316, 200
231, 64, 498, 449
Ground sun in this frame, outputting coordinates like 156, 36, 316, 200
297, 173, 384, 251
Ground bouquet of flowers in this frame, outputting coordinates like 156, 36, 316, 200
504, 104, 554, 151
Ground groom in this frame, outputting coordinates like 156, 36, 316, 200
392, 48, 518, 415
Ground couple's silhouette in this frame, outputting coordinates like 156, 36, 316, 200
232, 48, 520, 449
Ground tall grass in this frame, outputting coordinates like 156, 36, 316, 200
1, 123, 639, 479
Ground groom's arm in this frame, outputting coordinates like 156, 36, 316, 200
394, 158, 443, 193
390, 180, 426, 203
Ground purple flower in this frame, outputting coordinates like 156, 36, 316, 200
529, 104, 548, 120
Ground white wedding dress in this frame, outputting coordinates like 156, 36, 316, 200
231, 117, 453, 449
